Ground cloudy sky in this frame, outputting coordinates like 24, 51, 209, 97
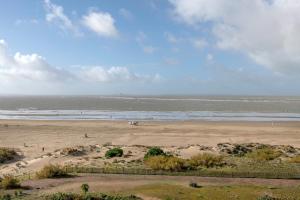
0, 0, 300, 95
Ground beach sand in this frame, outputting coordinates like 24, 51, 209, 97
1, 120, 300, 161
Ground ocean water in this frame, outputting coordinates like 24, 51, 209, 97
0, 95, 300, 121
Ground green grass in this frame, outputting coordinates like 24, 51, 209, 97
144, 147, 166, 159
246, 147, 282, 161
3, 184, 300, 200
120, 184, 300, 200
105, 148, 124, 158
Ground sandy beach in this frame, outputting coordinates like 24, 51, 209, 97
1, 119, 300, 198
1, 120, 300, 160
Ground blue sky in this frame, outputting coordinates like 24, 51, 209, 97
0, 0, 299, 95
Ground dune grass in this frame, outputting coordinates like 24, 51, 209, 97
36, 164, 69, 179
0, 148, 17, 164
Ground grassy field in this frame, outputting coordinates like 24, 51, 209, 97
2, 182, 300, 200
120, 184, 300, 200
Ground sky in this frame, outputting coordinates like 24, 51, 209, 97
0, 0, 300, 95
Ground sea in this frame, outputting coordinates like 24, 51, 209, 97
0, 95, 300, 121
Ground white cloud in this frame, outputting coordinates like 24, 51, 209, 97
44, 0, 80, 35
0, 40, 69, 82
82, 11, 118, 38
169, 0, 300, 73
0, 40, 160, 87
80, 66, 160, 83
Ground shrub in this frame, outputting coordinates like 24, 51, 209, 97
81, 183, 89, 195
61, 147, 85, 156
0, 175, 20, 189
189, 182, 201, 188
45, 192, 77, 200
45, 192, 142, 200
231, 144, 252, 156
145, 155, 187, 171
288, 155, 300, 163
105, 148, 123, 158
0, 148, 17, 163
0, 194, 11, 200
246, 147, 282, 161
189, 153, 224, 168
257, 194, 279, 200
144, 147, 166, 159
36, 164, 68, 179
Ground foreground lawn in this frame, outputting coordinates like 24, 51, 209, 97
2, 183, 300, 199
120, 184, 300, 200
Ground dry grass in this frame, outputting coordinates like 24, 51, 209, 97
0, 175, 20, 189
36, 164, 69, 179
0, 148, 17, 163
189, 153, 225, 168
246, 147, 282, 161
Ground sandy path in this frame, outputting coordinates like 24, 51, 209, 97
1, 120, 300, 161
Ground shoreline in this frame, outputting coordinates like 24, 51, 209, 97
1, 110, 300, 121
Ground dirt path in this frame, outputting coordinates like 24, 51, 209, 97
22, 174, 300, 194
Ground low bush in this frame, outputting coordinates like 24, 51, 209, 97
246, 147, 282, 161
61, 147, 85, 156
105, 148, 123, 158
189, 153, 225, 168
144, 147, 166, 159
0, 194, 11, 200
144, 155, 187, 171
0, 175, 20, 189
257, 194, 279, 200
81, 183, 89, 195
45, 192, 142, 200
189, 182, 201, 188
288, 155, 300, 163
0, 148, 17, 163
36, 164, 69, 179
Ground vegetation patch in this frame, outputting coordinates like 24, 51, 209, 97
189, 153, 225, 168
144, 147, 166, 159
246, 147, 282, 161
145, 153, 225, 171
122, 184, 300, 200
257, 194, 279, 200
44, 184, 142, 200
0, 194, 12, 200
218, 143, 252, 156
0, 148, 17, 164
0, 175, 20, 190
144, 156, 188, 171
105, 148, 123, 158
45, 192, 142, 200
61, 147, 85, 156
36, 164, 69, 179
288, 155, 300, 163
